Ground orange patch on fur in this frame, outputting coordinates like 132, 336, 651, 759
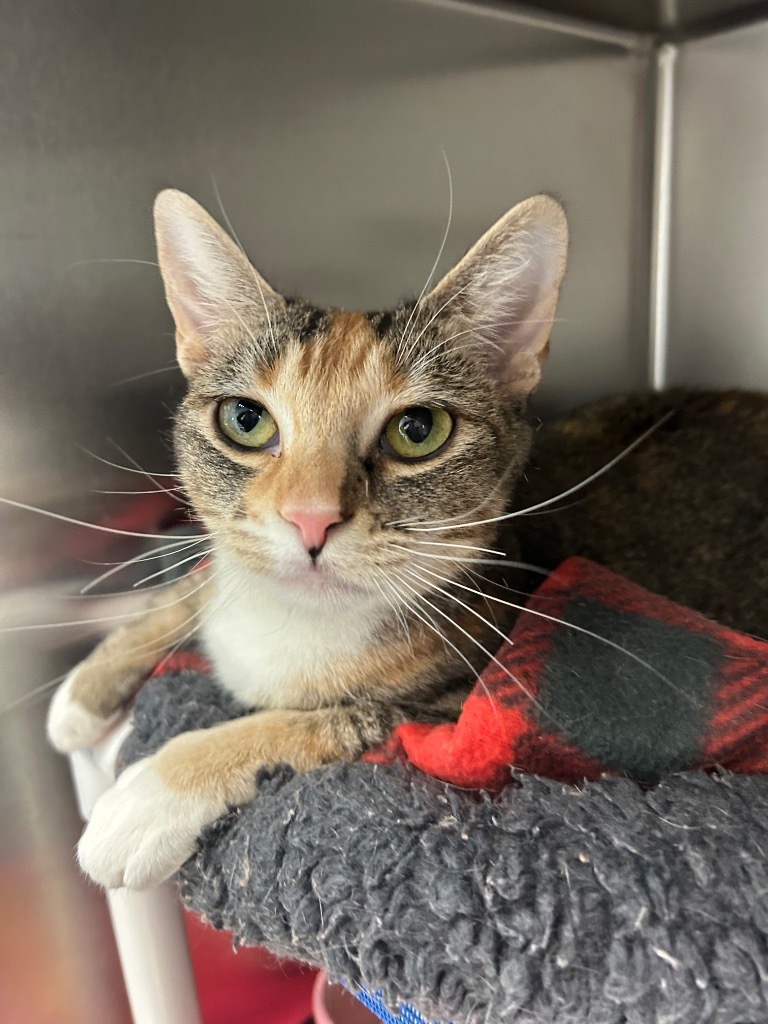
155, 708, 352, 805
69, 568, 212, 718
242, 311, 401, 520
152, 605, 495, 805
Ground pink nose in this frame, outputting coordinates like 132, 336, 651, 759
280, 506, 343, 553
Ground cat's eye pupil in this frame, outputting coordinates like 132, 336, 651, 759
399, 408, 432, 444
236, 401, 262, 433
382, 404, 453, 460
217, 397, 278, 450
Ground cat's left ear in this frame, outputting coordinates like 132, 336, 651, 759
424, 195, 568, 397
153, 189, 283, 378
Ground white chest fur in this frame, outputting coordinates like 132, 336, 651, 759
200, 554, 387, 709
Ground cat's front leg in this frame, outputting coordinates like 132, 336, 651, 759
78, 702, 408, 889
47, 567, 212, 753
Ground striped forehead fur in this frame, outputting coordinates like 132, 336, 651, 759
174, 300, 533, 546
155, 189, 567, 594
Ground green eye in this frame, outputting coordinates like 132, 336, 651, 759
217, 397, 278, 449
383, 406, 454, 460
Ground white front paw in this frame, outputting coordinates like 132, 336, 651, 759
77, 758, 223, 890
47, 668, 119, 753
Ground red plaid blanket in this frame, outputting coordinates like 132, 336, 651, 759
367, 557, 768, 786
154, 557, 768, 788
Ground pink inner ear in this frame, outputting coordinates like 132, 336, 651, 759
479, 268, 561, 392
167, 288, 215, 376
422, 197, 567, 397
174, 288, 211, 338
155, 189, 284, 378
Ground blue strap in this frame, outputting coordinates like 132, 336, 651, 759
353, 986, 449, 1024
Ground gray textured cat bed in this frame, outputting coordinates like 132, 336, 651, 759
120, 669, 768, 1024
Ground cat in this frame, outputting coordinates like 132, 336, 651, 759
46, 189, 569, 889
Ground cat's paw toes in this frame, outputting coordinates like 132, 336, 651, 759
77, 759, 218, 889
47, 669, 118, 753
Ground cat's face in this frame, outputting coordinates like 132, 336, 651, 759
155, 191, 568, 608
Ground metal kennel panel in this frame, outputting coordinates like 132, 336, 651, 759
666, 19, 768, 390
14, 0, 768, 1020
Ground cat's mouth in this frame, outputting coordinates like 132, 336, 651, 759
277, 560, 369, 599
224, 522, 380, 604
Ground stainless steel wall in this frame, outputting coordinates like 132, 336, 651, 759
668, 19, 768, 388
499, 0, 767, 31
0, 0, 701, 1019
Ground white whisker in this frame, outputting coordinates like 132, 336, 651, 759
72, 257, 160, 269
390, 570, 515, 719
79, 536, 208, 593
404, 564, 511, 647
372, 573, 411, 645
0, 565, 214, 634
405, 539, 506, 557
457, 557, 550, 572
0, 496, 186, 541
400, 564, 553, 721
112, 362, 179, 387
94, 487, 185, 497
399, 149, 454, 359
122, 600, 209, 663
463, 563, 543, 601
520, 497, 587, 517
148, 560, 248, 668
405, 411, 675, 533
149, 592, 218, 667
392, 544, 546, 575
404, 280, 471, 362
387, 572, 488, 699
460, 565, 499, 629
67, 577, 200, 599
80, 447, 178, 478
107, 438, 181, 499
0, 672, 70, 716
510, 411, 676, 518
132, 549, 211, 589
211, 175, 277, 352
0, 610, 161, 634
405, 299, 543, 368
388, 457, 518, 530
413, 562, 699, 706
218, 294, 267, 352
73, 567, 221, 667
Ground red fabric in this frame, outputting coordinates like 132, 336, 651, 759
147, 555, 768, 1021
154, 557, 768, 791
185, 913, 315, 1024
150, 648, 212, 678
365, 557, 768, 787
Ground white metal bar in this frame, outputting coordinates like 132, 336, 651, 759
69, 738, 202, 1024
649, 42, 678, 391
107, 886, 202, 1024
408, 0, 649, 50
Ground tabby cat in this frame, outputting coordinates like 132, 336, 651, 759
47, 190, 569, 889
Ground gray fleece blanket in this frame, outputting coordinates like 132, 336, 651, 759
120, 668, 768, 1024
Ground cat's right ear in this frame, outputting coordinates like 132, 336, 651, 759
423, 194, 568, 398
153, 190, 282, 378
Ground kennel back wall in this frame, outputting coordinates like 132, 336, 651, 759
0, 1, 765, 1020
